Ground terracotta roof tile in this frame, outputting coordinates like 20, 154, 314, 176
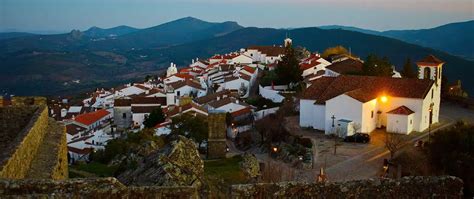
302, 75, 434, 104
416, 55, 444, 66
114, 98, 131, 106
194, 90, 234, 104
248, 46, 285, 56
387, 106, 415, 115
168, 79, 204, 90
74, 109, 110, 126
325, 59, 363, 74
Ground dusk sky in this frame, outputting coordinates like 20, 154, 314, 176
1, 0, 473, 32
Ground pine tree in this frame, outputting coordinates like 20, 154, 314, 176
362, 54, 393, 77
274, 44, 302, 85
143, 107, 166, 128
401, 58, 416, 78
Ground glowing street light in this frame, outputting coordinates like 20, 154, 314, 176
380, 96, 388, 103
272, 147, 278, 152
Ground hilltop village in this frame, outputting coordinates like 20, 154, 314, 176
2, 37, 473, 197
37, 37, 446, 164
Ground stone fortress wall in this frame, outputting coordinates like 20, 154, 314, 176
0, 97, 68, 180
0, 176, 463, 198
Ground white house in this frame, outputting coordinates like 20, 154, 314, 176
167, 79, 207, 99
219, 75, 251, 97
73, 109, 112, 131
230, 54, 253, 64
208, 97, 248, 113
299, 55, 443, 136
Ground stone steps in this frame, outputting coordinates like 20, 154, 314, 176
26, 118, 68, 179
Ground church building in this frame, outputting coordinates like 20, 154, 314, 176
299, 55, 444, 135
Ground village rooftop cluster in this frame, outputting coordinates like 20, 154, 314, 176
42, 38, 443, 162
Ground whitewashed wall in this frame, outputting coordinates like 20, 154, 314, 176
259, 85, 285, 103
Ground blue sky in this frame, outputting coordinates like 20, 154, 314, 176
1, 0, 473, 32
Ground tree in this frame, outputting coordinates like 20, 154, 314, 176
384, 132, 406, 159
321, 46, 349, 59
143, 108, 166, 128
255, 113, 288, 147
274, 44, 302, 85
170, 113, 209, 146
362, 54, 393, 77
401, 58, 417, 78
427, 122, 474, 196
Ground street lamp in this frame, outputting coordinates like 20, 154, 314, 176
331, 115, 336, 128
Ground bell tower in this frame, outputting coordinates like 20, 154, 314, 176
416, 55, 444, 86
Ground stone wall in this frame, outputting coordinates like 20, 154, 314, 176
230, 176, 464, 198
0, 176, 463, 198
0, 178, 199, 199
207, 112, 227, 159
0, 96, 68, 180
0, 106, 49, 179
11, 96, 47, 107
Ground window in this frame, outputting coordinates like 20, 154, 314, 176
371, 111, 374, 118
177, 91, 181, 96
122, 113, 126, 119
424, 67, 431, 79
410, 120, 413, 124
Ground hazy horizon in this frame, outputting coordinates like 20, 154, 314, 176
1, 0, 473, 33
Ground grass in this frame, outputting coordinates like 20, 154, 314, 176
70, 162, 118, 177
204, 155, 247, 196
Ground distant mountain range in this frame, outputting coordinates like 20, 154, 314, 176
319, 20, 474, 60
1, 17, 473, 96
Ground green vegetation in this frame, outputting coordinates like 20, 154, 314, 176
92, 129, 166, 164
143, 107, 166, 128
321, 45, 349, 59
70, 162, 118, 177
361, 54, 394, 76
401, 58, 417, 78
427, 121, 474, 196
170, 113, 208, 146
204, 155, 247, 184
245, 96, 281, 111
274, 44, 302, 85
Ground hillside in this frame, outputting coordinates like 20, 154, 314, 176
381, 20, 474, 60
0, 32, 36, 40
153, 27, 474, 94
84, 25, 139, 38
1, 19, 473, 96
320, 20, 474, 60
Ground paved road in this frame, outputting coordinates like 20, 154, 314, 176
324, 121, 454, 182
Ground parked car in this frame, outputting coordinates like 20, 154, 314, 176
344, 133, 370, 143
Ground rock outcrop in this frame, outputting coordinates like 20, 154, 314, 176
117, 136, 204, 187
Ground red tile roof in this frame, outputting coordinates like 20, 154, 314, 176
248, 46, 285, 56
301, 75, 434, 104
74, 109, 110, 126
168, 79, 204, 90
231, 107, 252, 117
131, 96, 166, 105
416, 55, 444, 66
66, 123, 87, 136
300, 61, 321, 71
387, 106, 415, 115
166, 102, 208, 117
242, 65, 256, 74
174, 73, 194, 79
325, 58, 363, 74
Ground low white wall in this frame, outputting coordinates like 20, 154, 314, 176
254, 107, 279, 121
259, 85, 285, 103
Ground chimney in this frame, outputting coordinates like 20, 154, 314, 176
192, 59, 195, 64
60, 108, 67, 118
